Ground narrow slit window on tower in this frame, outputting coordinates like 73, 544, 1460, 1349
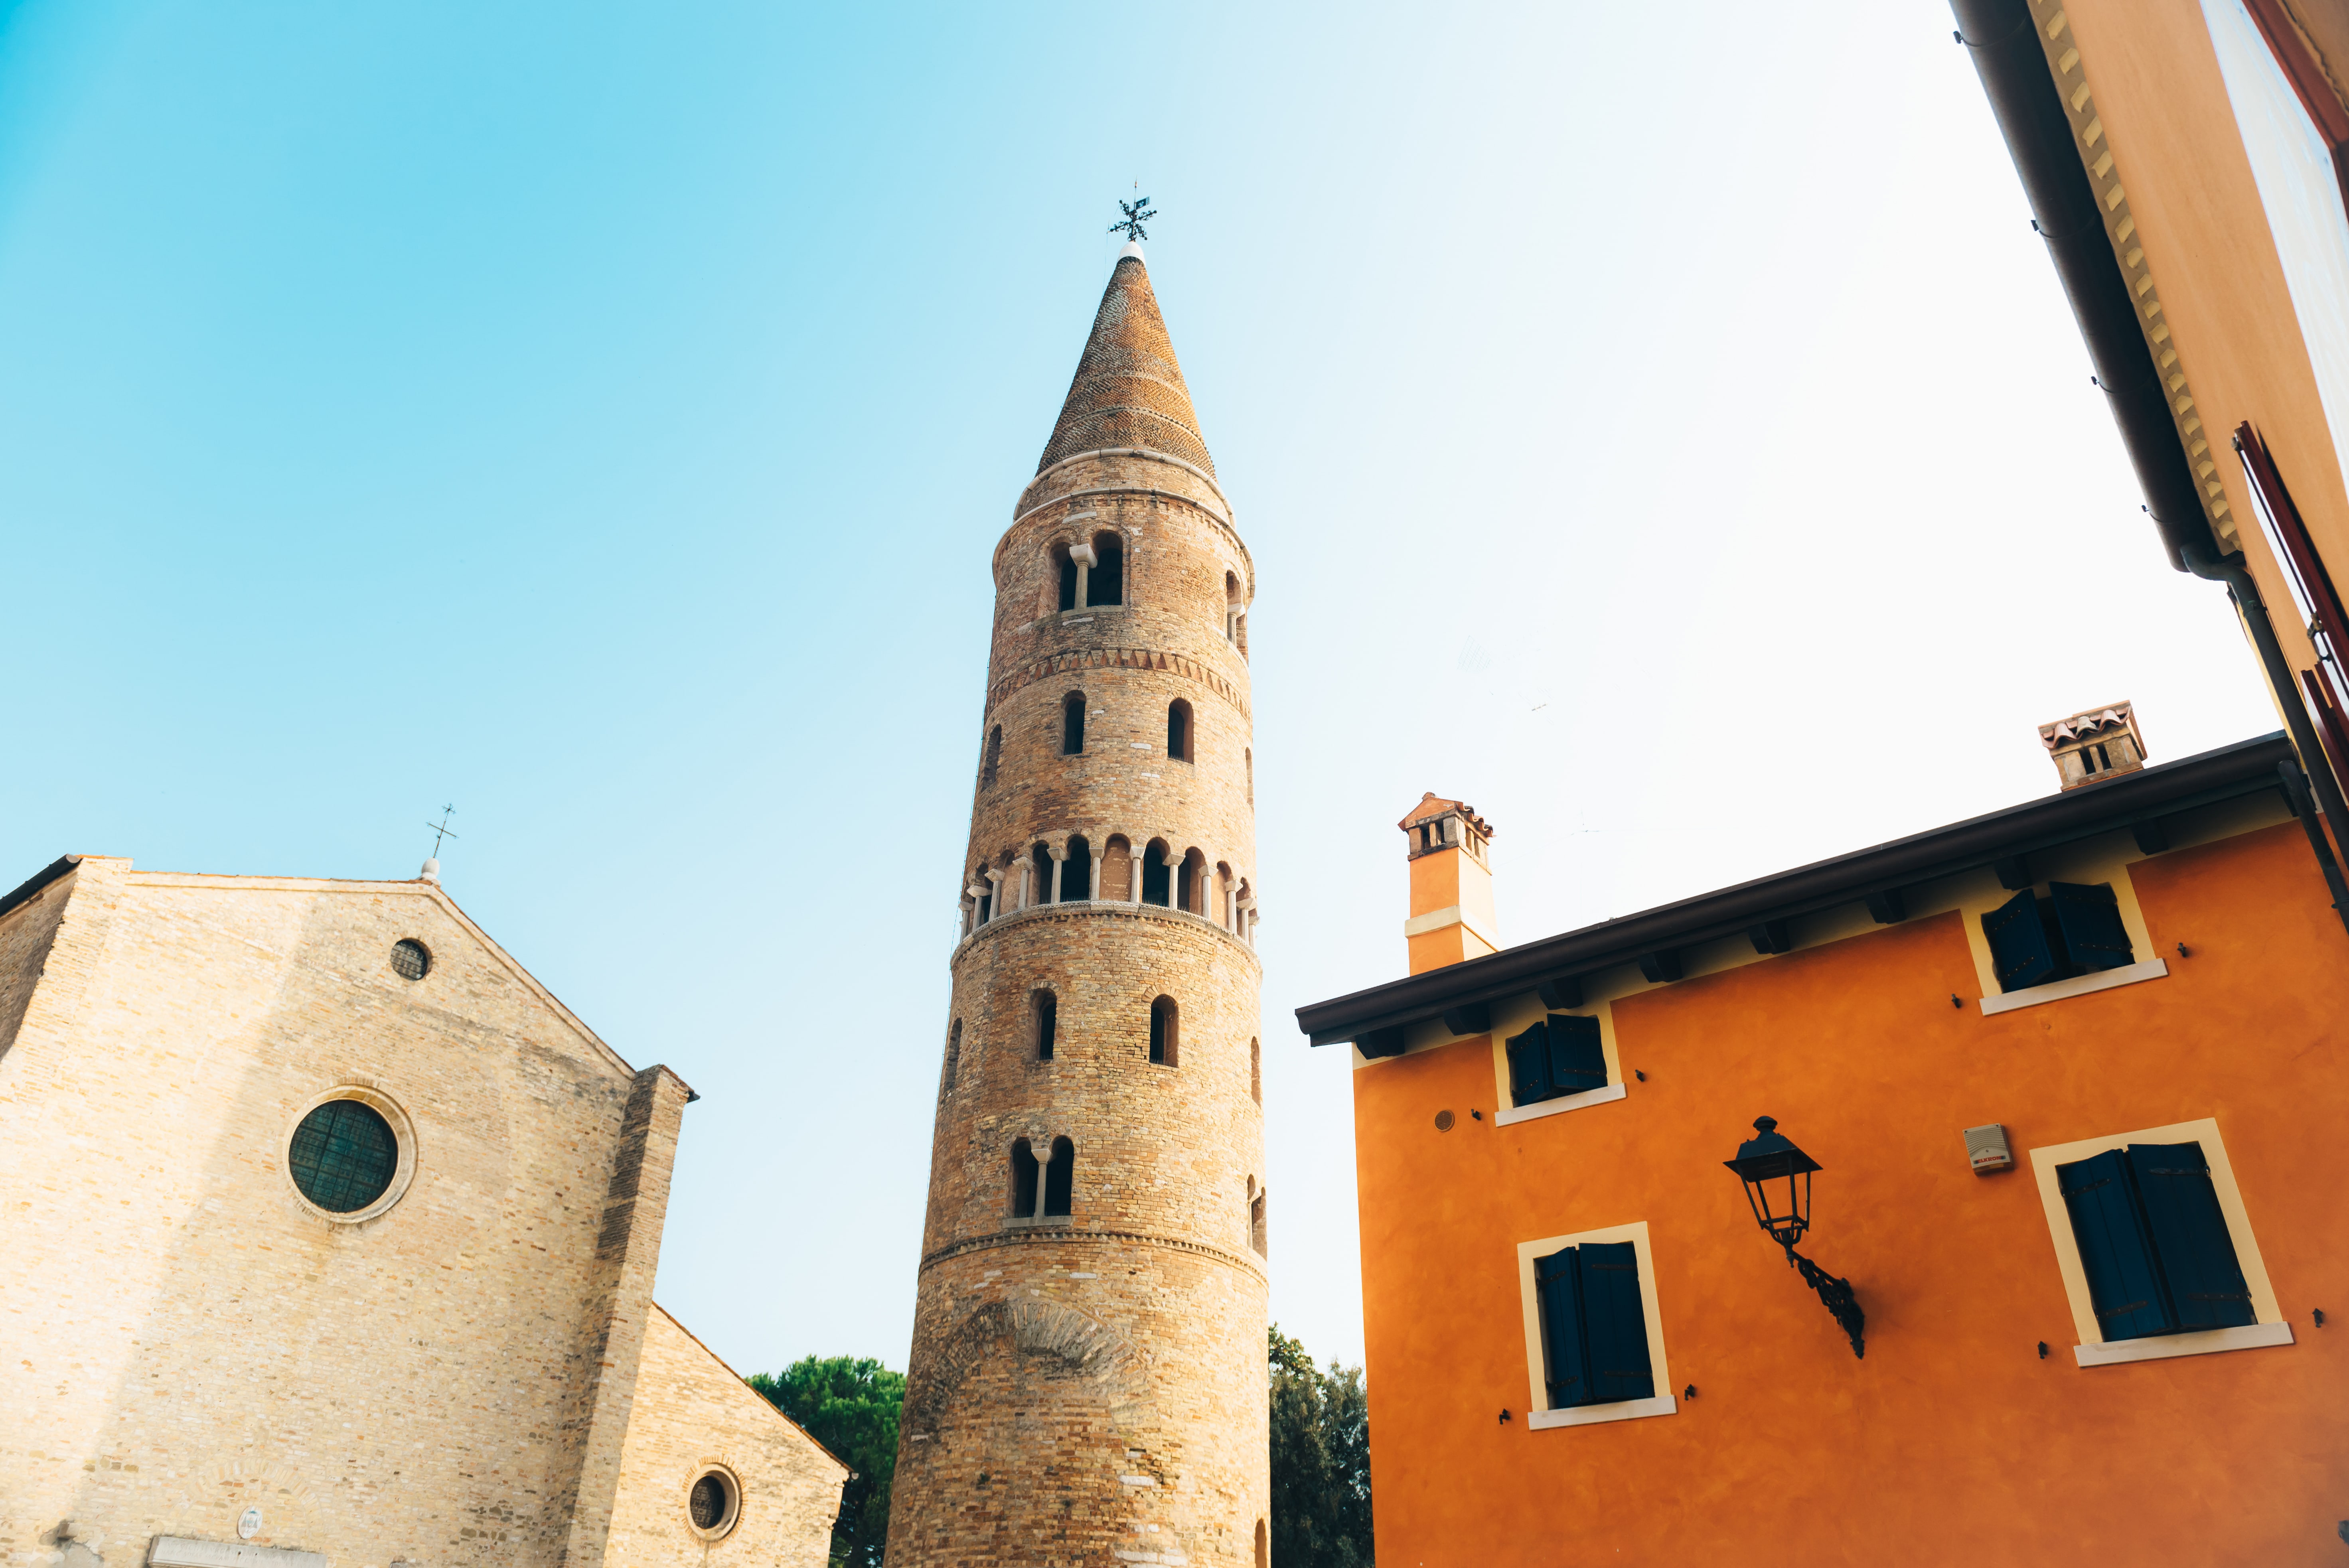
1057, 547, 1078, 612
944, 1019, 963, 1093
1246, 747, 1253, 805
1062, 835, 1093, 902
1011, 1138, 1040, 1219
1088, 531, 1123, 606
1035, 991, 1057, 1061
1044, 1136, 1074, 1217
1250, 1188, 1268, 1257
1149, 996, 1179, 1066
1063, 691, 1086, 755
1142, 842, 1172, 906
982, 725, 1003, 788
1167, 699, 1192, 762
1251, 1037, 1261, 1104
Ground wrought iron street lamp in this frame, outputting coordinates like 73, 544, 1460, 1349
1724, 1116, 1866, 1359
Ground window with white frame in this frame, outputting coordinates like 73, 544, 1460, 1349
1514, 1221, 1676, 1429
2028, 1117, 2293, 1367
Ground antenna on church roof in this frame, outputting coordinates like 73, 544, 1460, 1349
421, 805, 458, 883
1109, 195, 1155, 245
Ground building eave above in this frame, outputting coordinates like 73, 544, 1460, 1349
1295, 731, 2295, 1047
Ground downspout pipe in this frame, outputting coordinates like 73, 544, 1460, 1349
1953, 0, 2349, 931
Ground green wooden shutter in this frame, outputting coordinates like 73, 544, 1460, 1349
2049, 882, 2135, 973
1982, 888, 2059, 992
2057, 1150, 2177, 1340
2126, 1142, 2255, 1331
1577, 1242, 1655, 1404
1505, 1022, 1551, 1107
1545, 1014, 1607, 1096
1534, 1246, 1590, 1408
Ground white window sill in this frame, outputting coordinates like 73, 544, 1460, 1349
1978, 957, 2167, 1016
1494, 1082, 1626, 1126
2075, 1320, 2292, 1367
1527, 1392, 1677, 1430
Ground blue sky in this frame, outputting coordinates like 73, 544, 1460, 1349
0, 1, 2279, 1375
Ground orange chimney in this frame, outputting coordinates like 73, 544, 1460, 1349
1400, 793, 1498, 974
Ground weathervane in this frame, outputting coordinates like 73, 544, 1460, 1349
425, 805, 459, 857
1109, 195, 1156, 243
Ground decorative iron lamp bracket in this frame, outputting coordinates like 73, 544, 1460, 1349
1725, 1116, 1866, 1359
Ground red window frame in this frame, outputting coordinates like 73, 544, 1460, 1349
2236, 421, 2349, 791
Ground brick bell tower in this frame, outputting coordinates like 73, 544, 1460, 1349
887, 240, 1269, 1567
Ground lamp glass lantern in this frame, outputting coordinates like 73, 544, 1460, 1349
1722, 1115, 1821, 1253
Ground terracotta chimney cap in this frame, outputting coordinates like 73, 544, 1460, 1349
2039, 702, 2138, 752
1399, 792, 1493, 838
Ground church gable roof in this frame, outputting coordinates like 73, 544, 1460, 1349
1036, 248, 1216, 478
9, 856, 652, 1086
648, 1302, 853, 1474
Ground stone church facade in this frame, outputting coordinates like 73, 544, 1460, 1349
0, 853, 845, 1568
886, 243, 1270, 1567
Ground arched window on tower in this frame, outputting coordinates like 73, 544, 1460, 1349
1010, 1138, 1040, 1219
1149, 996, 1179, 1066
1103, 835, 1133, 900
1141, 841, 1172, 906
1044, 1137, 1074, 1217
1251, 1037, 1261, 1104
1034, 990, 1057, 1061
982, 725, 1003, 788
974, 866, 994, 925
1062, 691, 1086, 755
1056, 544, 1079, 612
1177, 849, 1205, 914
1062, 835, 1093, 902
1088, 531, 1124, 606
1251, 1185, 1268, 1257
1167, 699, 1192, 762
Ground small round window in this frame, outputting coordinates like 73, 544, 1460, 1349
687, 1468, 740, 1538
390, 939, 431, 981
288, 1099, 399, 1213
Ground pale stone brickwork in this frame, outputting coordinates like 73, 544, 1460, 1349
889, 249, 1271, 1568
606, 1308, 846, 1568
0, 857, 841, 1568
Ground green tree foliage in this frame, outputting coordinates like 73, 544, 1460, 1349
748, 1355, 905, 1568
1269, 1324, 1373, 1567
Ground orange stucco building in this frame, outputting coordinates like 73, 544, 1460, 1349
1298, 736, 2349, 1562
1954, 0, 2349, 904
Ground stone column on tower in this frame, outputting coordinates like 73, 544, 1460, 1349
888, 239, 1269, 1568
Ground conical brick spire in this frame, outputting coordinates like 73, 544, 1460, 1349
1036, 245, 1216, 477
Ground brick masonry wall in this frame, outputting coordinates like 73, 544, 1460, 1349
605, 1307, 846, 1568
0, 859, 740, 1568
889, 429, 1271, 1564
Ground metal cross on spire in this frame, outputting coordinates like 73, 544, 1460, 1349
1109, 195, 1156, 243
424, 805, 460, 857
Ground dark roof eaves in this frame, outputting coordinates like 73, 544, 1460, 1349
1296, 732, 2292, 1045
0, 855, 81, 924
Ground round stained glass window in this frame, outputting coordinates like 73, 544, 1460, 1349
288, 1099, 399, 1213
391, 939, 431, 981
689, 1471, 736, 1533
